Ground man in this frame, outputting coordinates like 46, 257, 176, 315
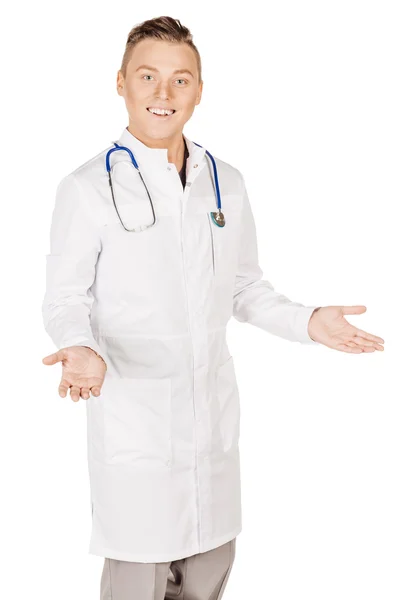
41, 15, 384, 600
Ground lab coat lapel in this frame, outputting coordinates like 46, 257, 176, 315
115, 127, 206, 187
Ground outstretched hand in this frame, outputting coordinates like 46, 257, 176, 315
42, 346, 107, 402
308, 306, 384, 353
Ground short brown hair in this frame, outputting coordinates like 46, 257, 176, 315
120, 16, 202, 84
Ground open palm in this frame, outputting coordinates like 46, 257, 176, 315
308, 305, 385, 353
42, 346, 107, 402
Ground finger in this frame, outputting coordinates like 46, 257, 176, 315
340, 305, 367, 316
43, 349, 66, 366
354, 329, 384, 344
362, 343, 384, 352
69, 385, 81, 403
338, 342, 380, 353
345, 341, 358, 348
58, 378, 71, 398
347, 338, 379, 353
351, 336, 384, 351
356, 340, 384, 351
352, 336, 376, 348
336, 343, 364, 353
80, 387, 91, 400
90, 385, 102, 397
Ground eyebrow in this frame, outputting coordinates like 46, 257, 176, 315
135, 64, 195, 78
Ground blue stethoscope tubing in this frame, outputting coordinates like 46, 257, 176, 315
105, 141, 225, 232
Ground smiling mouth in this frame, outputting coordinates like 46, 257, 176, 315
146, 107, 176, 118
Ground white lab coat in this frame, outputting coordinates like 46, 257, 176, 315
42, 126, 319, 563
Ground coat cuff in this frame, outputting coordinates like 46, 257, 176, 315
296, 306, 321, 345
60, 337, 109, 366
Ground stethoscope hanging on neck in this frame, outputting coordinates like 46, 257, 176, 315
105, 140, 225, 232
193, 142, 225, 227
105, 143, 156, 232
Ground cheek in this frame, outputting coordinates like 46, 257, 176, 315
178, 98, 196, 118
125, 85, 147, 106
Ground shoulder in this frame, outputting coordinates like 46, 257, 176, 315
54, 144, 113, 226
61, 143, 113, 189
207, 153, 244, 191
203, 152, 245, 203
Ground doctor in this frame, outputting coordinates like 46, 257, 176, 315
41, 15, 384, 600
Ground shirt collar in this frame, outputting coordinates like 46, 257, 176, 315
114, 126, 206, 172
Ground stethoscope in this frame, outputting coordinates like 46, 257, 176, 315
105, 141, 225, 232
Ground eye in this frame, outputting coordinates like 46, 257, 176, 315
176, 79, 187, 85
143, 75, 153, 81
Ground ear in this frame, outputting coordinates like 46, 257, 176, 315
116, 70, 124, 96
195, 80, 203, 105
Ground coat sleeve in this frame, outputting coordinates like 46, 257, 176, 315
41, 173, 108, 363
232, 172, 320, 344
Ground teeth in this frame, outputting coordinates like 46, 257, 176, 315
148, 107, 174, 116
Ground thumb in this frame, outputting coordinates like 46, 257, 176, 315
340, 305, 367, 315
42, 349, 66, 366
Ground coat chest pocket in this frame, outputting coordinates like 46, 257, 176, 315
206, 208, 242, 280
101, 375, 172, 467
216, 356, 241, 453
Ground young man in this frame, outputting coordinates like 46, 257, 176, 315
42, 16, 384, 600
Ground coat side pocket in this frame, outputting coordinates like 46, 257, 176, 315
101, 375, 172, 468
216, 356, 241, 453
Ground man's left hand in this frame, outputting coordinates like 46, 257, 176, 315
308, 306, 384, 353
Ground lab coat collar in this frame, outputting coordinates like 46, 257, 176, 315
115, 126, 206, 172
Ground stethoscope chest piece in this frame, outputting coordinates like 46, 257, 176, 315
210, 210, 225, 227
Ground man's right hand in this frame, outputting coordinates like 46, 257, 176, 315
42, 346, 107, 402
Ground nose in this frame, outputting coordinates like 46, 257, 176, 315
155, 80, 172, 100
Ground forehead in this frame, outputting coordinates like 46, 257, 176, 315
127, 39, 198, 74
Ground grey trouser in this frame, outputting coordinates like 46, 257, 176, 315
100, 538, 236, 600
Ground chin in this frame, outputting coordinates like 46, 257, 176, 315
148, 125, 182, 138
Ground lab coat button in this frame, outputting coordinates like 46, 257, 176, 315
193, 164, 198, 168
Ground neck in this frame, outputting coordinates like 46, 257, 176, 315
127, 123, 186, 171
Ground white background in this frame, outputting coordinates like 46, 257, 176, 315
1, 1, 399, 598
